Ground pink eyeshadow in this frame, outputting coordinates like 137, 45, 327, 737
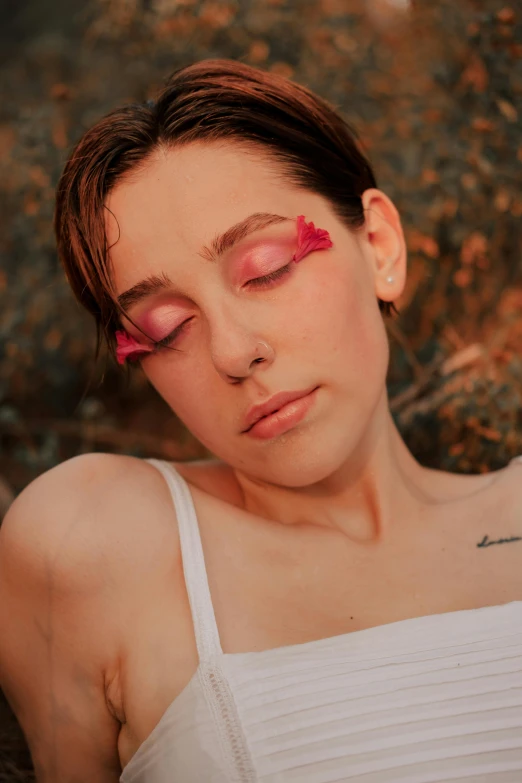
232, 238, 296, 283
138, 304, 186, 342
116, 215, 332, 366
232, 216, 332, 281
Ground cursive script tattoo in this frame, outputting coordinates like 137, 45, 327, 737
477, 534, 522, 548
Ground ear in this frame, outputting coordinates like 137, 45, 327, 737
360, 188, 407, 304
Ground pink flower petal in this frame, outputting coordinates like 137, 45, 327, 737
115, 330, 154, 365
292, 215, 333, 263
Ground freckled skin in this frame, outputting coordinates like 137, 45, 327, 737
2, 141, 521, 782
117, 216, 332, 360
105, 140, 428, 539
106, 144, 517, 543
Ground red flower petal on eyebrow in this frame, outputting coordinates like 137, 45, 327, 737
292, 214, 333, 263
115, 330, 154, 365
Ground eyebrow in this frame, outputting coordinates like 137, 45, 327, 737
117, 212, 290, 311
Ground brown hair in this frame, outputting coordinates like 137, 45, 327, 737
54, 58, 398, 358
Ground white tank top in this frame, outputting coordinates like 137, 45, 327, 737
120, 457, 522, 783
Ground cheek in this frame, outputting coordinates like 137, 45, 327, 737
299, 258, 386, 372
292, 260, 357, 345
145, 359, 226, 442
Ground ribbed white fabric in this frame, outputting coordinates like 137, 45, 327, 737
120, 457, 522, 783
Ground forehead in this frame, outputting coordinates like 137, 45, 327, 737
105, 142, 322, 292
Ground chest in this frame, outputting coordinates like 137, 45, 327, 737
187, 472, 519, 650
119, 593, 522, 781
119, 602, 522, 783
117, 467, 522, 768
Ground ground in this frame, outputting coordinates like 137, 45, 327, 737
0, 0, 521, 777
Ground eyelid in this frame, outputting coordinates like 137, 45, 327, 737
231, 237, 295, 282
246, 263, 293, 288
131, 251, 296, 357
133, 303, 189, 341
147, 317, 194, 353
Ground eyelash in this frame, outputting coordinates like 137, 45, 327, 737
149, 320, 191, 354
147, 262, 293, 355
246, 262, 293, 288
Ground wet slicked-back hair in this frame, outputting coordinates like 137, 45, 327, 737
54, 58, 398, 357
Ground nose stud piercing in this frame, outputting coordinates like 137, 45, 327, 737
254, 340, 274, 362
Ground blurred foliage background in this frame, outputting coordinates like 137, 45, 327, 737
0, 0, 521, 777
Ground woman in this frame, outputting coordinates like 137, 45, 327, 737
1, 59, 521, 782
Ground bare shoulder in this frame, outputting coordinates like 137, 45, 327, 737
0, 453, 181, 781
0, 453, 180, 587
0, 451, 183, 695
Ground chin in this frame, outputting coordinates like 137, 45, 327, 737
237, 428, 354, 488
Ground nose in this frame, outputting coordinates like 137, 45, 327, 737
209, 309, 274, 384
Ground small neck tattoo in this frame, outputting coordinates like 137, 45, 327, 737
477, 534, 522, 548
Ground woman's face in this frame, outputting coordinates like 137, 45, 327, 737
106, 142, 397, 486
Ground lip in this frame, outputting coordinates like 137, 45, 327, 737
241, 385, 319, 433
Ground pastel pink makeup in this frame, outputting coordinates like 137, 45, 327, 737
115, 329, 153, 365
292, 215, 333, 263
115, 215, 333, 366
140, 304, 184, 343
233, 240, 293, 283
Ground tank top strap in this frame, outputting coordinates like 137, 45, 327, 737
146, 458, 223, 662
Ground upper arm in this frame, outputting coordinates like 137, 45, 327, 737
0, 455, 130, 782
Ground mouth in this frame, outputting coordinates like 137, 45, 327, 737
242, 386, 319, 437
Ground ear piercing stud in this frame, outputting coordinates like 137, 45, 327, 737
386, 276, 394, 283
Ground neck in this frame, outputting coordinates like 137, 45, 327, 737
234, 393, 436, 544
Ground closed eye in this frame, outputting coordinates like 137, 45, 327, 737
246, 263, 293, 288
146, 318, 193, 355
142, 264, 293, 357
